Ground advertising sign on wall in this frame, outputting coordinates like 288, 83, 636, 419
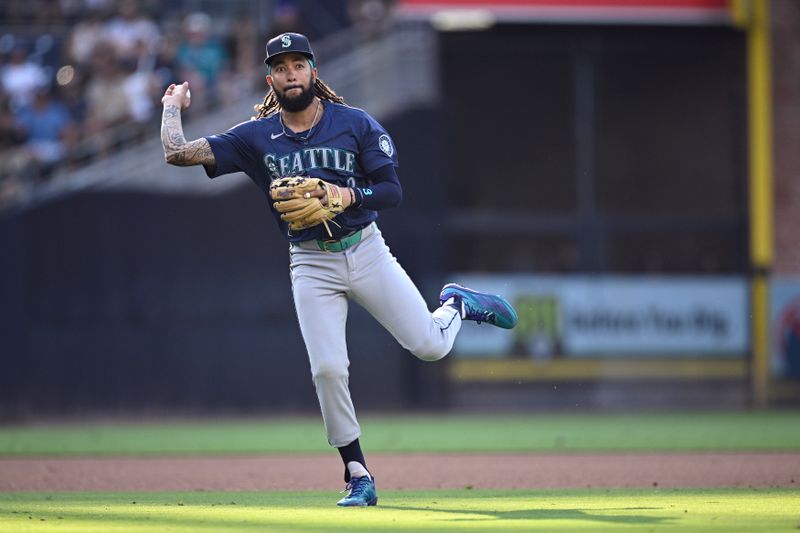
451, 275, 749, 358
771, 278, 800, 378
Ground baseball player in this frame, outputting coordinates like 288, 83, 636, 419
160, 32, 518, 507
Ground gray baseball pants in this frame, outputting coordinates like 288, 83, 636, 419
289, 222, 461, 447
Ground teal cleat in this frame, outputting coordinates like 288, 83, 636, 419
336, 475, 378, 507
439, 283, 518, 329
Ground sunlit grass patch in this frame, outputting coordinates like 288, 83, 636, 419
1, 488, 797, 532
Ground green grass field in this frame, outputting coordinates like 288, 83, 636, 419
2, 411, 799, 532
2, 411, 800, 455
1, 489, 797, 532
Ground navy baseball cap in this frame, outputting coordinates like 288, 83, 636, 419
264, 32, 315, 65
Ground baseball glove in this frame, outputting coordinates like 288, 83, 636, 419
269, 176, 346, 236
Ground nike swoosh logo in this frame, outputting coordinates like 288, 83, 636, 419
271, 132, 284, 139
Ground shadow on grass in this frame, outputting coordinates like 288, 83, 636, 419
3, 506, 314, 531
1, 504, 675, 531
379, 505, 674, 525
0, 494, 679, 531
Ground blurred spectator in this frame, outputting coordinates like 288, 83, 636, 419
62, 0, 117, 19
0, 90, 25, 151
84, 44, 131, 136
269, 0, 303, 37
0, 88, 26, 205
104, 0, 160, 63
64, 7, 109, 67
123, 42, 158, 126
231, 14, 258, 76
0, 0, 355, 209
151, 34, 180, 95
0, 85, 66, 206
14, 86, 78, 176
1, 46, 48, 109
55, 68, 88, 126
59, 0, 91, 23
84, 0, 115, 9
348, 0, 395, 41
217, 15, 259, 107
175, 12, 229, 107
1, 0, 64, 27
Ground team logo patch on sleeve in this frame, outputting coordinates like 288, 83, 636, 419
378, 134, 394, 156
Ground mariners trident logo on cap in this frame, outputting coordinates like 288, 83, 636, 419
265, 32, 315, 65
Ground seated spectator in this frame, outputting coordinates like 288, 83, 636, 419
0, 88, 27, 206
0, 89, 25, 151
104, 0, 160, 63
348, 0, 395, 41
122, 40, 159, 130
55, 67, 88, 127
84, 44, 131, 137
269, 0, 303, 37
0, 0, 65, 27
64, 6, 109, 67
175, 12, 229, 108
1, 46, 48, 109
151, 32, 179, 94
217, 15, 259, 107
14, 86, 78, 177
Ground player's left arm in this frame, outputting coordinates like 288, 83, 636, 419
160, 82, 215, 167
350, 164, 402, 210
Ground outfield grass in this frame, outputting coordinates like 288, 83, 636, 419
1, 411, 799, 455
0, 489, 797, 532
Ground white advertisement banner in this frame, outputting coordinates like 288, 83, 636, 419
450, 275, 749, 358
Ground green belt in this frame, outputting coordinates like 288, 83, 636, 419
316, 229, 363, 252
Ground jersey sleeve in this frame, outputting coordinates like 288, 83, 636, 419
354, 163, 402, 210
357, 112, 399, 174
203, 120, 258, 178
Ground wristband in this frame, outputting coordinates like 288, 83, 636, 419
353, 187, 364, 208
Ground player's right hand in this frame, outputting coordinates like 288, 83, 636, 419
162, 82, 191, 110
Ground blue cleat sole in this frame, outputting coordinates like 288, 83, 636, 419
337, 496, 378, 507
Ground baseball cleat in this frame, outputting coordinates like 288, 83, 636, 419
336, 475, 378, 507
439, 283, 518, 329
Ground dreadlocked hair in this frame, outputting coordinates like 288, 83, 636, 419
254, 78, 346, 119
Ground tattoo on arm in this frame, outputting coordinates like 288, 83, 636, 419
160, 105, 215, 167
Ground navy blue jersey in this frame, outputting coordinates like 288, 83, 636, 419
204, 101, 399, 242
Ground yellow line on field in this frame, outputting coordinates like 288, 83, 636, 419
448, 358, 748, 382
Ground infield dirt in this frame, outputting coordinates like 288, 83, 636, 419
1, 453, 798, 492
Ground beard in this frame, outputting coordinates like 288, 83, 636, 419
275, 79, 316, 112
